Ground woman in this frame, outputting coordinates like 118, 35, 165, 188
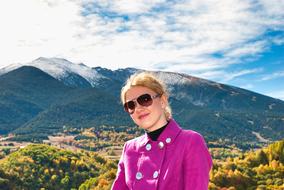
112, 72, 212, 190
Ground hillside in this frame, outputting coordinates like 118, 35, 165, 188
209, 138, 284, 190
0, 144, 117, 190
0, 66, 73, 133
13, 87, 132, 141
0, 139, 283, 190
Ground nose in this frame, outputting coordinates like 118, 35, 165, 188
134, 102, 145, 113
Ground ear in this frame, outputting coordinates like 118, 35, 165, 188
160, 94, 168, 108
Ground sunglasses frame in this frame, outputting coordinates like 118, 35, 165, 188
124, 93, 162, 114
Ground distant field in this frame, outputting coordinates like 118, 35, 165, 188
0, 146, 15, 149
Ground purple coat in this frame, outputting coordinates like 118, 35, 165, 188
111, 119, 212, 190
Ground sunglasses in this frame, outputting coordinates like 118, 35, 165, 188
124, 93, 162, 114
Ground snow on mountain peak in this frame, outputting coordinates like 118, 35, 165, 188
32, 57, 106, 86
0, 57, 105, 87
156, 71, 194, 85
0, 63, 24, 75
30, 57, 71, 78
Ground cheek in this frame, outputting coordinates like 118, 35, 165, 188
153, 101, 163, 111
149, 103, 163, 117
130, 114, 140, 124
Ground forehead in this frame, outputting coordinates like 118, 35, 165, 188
125, 86, 155, 101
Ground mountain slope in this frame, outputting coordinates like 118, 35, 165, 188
157, 71, 284, 113
210, 138, 284, 189
0, 58, 283, 148
0, 66, 72, 133
13, 88, 132, 140
0, 57, 104, 88
0, 144, 116, 190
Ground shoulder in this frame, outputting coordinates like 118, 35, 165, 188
180, 129, 208, 150
123, 134, 146, 152
180, 129, 213, 168
181, 129, 205, 141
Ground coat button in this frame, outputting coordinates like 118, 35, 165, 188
146, 143, 151, 151
158, 141, 164, 149
136, 172, 143, 180
153, 171, 159, 178
166, 138, 171, 144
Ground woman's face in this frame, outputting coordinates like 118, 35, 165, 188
125, 86, 168, 132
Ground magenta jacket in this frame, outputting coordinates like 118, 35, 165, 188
111, 119, 212, 190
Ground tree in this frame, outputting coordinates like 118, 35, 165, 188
256, 150, 269, 165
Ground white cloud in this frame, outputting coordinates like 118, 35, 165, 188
261, 71, 284, 81
108, 0, 165, 14
224, 41, 268, 58
83, 0, 165, 15
258, 0, 284, 18
195, 68, 263, 82
272, 36, 284, 45
0, 0, 83, 64
239, 83, 254, 90
0, 0, 283, 75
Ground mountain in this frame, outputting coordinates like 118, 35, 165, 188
157, 72, 284, 147
0, 57, 283, 148
13, 87, 131, 139
0, 58, 138, 92
0, 65, 129, 139
0, 66, 73, 133
0, 57, 104, 88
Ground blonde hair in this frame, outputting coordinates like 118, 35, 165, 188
121, 71, 172, 120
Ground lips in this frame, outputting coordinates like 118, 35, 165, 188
138, 113, 150, 120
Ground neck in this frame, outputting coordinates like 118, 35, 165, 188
147, 121, 169, 141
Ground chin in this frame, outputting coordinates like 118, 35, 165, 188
137, 121, 154, 130
139, 123, 151, 130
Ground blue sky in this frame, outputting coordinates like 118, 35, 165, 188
0, 0, 283, 100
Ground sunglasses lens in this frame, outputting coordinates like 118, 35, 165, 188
127, 101, 136, 110
124, 101, 135, 113
124, 94, 156, 114
137, 94, 153, 106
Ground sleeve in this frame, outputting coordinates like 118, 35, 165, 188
183, 132, 213, 190
111, 143, 129, 190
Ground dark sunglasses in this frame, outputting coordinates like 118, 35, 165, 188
124, 93, 162, 114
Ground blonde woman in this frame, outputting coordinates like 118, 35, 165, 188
112, 72, 212, 190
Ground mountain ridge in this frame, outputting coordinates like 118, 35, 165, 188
0, 58, 283, 148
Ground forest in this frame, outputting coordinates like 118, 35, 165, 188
0, 144, 116, 190
0, 134, 283, 189
209, 139, 284, 189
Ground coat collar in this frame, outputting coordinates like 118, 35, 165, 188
138, 119, 182, 147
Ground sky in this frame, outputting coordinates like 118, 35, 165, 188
0, 0, 283, 100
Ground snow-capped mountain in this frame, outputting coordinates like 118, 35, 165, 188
157, 72, 198, 85
0, 57, 106, 87
1, 57, 283, 110
1, 57, 214, 88
1, 59, 284, 147
1, 57, 283, 111
0, 57, 215, 89
0, 63, 24, 76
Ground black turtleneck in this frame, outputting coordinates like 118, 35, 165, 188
147, 121, 169, 141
